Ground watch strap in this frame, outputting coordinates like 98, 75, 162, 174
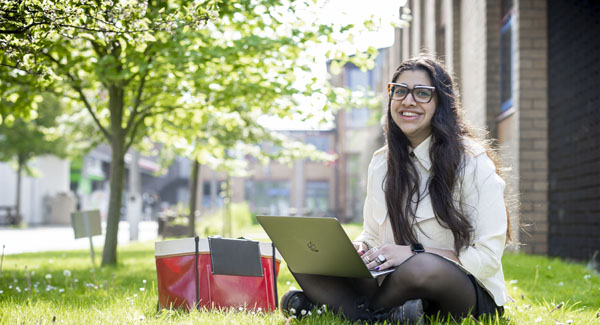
410, 243, 425, 254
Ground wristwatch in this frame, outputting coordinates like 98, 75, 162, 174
411, 243, 425, 255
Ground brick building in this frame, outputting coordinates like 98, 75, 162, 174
380, 0, 599, 262
195, 56, 388, 222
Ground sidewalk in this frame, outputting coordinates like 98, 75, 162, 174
0, 221, 158, 255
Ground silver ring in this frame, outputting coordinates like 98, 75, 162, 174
376, 254, 387, 264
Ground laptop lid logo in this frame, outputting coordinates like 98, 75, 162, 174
307, 241, 319, 253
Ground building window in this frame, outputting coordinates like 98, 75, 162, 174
202, 181, 224, 208
305, 181, 329, 216
345, 108, 370, 129
306, 135, 331, 152
245, 180, 290, 215
500, 0, 514, 112
346, 65, 371, 91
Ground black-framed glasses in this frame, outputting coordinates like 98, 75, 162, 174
387, 83, 436, 103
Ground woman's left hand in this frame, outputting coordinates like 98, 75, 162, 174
361, 244, 414, 271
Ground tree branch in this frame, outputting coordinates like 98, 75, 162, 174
74, 85, 112, 142
41, 51, 112, 141
0, 21, 46, 34
124, 107, 171, 151
124, 70, 148, 135
124, 111, 150, 152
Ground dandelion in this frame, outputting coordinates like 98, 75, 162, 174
0, 290, 3, 294
509, 280, 518, 284
45, 274, 52, 280
142, 280, 147, 284
584, 274, 591, 281
317, 309, 322, 315
133, 294, 138, 298
257, 307, 262, 312
58, 288, 64, 293
139, 288, 145, 292
301, 309, 307, 315
290, 308, 296, 314
238, 307, 244, 311
64, 270, 71, 277
15, 286, 21, 293
534, 317, 543, 323
308, 311, 312, 316
8, 285, 12, 289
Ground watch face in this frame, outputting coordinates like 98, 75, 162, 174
411, 243, 425, 253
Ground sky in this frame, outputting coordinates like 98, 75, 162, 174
258, 0, 406, 131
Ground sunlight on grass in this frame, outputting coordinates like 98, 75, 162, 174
1, 223, 599, 324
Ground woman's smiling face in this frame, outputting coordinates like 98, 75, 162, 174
390, 69, 437, 148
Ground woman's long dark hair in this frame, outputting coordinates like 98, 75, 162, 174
384, 56, 474, 254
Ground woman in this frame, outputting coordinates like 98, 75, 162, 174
280, 56, 510, 323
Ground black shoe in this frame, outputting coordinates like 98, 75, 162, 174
387, 299, 425, 325
280, 290, 315, 319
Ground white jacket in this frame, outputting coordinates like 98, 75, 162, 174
356, 135, 509, 306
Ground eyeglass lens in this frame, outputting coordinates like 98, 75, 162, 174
390, 85, 433, 103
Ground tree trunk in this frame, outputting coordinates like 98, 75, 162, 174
101, 135, 126, 265
14, 155, 24, 225
188, 160, 200, 237
101, 85, 125, 266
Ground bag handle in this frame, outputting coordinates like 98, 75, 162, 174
194, 236, 200, 311
272, 242, 278, 309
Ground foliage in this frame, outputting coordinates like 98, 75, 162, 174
0, 0, 217, 121
1, 226, 599, 324
0, 94, 73, 224
0, 94, 69, 167
0, 0, 381, 265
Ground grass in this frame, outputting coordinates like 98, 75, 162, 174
1, 222, 599, 324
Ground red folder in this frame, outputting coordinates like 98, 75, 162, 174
155, 237, 281, 311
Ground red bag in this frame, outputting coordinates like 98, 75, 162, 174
155, 236, 281, 311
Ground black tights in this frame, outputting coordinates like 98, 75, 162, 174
291, 253, 477, 320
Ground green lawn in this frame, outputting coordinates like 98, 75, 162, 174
1, 223, 599, 324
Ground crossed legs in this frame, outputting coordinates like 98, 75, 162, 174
291, 252, 477, 319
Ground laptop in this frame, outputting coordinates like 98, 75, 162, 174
257, 215, 395, 278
